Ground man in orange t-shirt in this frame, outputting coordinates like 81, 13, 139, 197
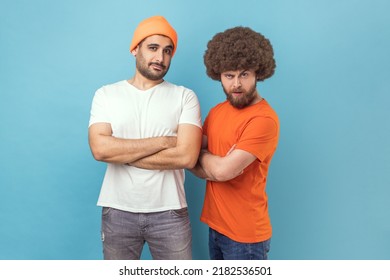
190, 26, 279, 260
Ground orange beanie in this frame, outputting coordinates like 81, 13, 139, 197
130, 16, 178, 56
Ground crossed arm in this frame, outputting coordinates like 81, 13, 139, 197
88, 122, 202, 169
190, 136, 257, 182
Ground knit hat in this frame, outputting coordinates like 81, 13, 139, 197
130, 16, 178, 56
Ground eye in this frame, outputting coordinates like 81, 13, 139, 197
224, 74, 234, 79
240, 72, 249, 78
149, 46, 158, 51
164, 48, 173, 55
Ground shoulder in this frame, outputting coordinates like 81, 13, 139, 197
93, 80, 132, 101
96, 80, 128, 93
244, 101, 279, 136
162, 81, 196, 95
161, 82, 199, 106
209, 101, 231, 114
257, 100, 279, 125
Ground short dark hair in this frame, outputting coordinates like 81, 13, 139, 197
204, 26, 276, 81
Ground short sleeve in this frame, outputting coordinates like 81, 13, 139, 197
235, 117, 279, 161
179, 90, 202, 128
88, 88, 110, 127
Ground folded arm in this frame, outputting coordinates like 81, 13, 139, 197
198, 148, 256, 181
190, 135, 257, 182
88, 122, 176, 164
189, 135, 211, 178
128, 124, 202, 170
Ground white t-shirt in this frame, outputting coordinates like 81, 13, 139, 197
89, 80, 202, 212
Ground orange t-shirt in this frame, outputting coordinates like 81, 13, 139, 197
200, 99, 279, 243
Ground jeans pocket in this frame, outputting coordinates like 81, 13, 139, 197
169, 207, 188, 218
102, 207, 111, 216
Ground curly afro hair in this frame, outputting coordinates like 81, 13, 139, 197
204, 26, 276, 81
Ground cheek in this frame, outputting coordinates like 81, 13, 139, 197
221, 82, 230, 93
243, 80, 257, 90
163, 55, 172, 64
221, 80, 232, 89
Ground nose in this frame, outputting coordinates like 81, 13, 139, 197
233, 77, 241, 88
155, 50, 164, 63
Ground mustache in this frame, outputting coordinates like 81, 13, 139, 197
149, 62, 166, 69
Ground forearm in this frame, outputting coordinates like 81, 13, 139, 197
129, 124, 202, 170
189, 158, 214, 180
90, 134, 176, 164
130, 144, 199, 170
198, 151, 228, 181
198, 150, 247, 182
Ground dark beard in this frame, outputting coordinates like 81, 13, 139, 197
223, 83, 257, 109
136, 62, 169, 81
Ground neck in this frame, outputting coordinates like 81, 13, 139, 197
251, 92, 263, 105
127, 73, 164, 91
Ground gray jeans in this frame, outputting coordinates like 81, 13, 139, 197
101, 207, 192, 260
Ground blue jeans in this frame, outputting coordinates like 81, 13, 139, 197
101, 207, 192, 260
209, 228, 271, 260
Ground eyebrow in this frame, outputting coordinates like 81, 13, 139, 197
146, 43, 174, 50
224, 70, 249, 75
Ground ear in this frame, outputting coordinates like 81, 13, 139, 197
131, 46, 138, 56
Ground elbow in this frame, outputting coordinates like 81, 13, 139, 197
181, 147, 201, 169
182, 155, 198, 169
212, 172, 229, 182
90, 146, 106, 162
89, 136, 107, 162
212, 167, 236, 182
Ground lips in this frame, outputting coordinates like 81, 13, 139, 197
149, 63, 165, 71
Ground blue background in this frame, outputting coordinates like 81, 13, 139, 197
1, 0, 389, 260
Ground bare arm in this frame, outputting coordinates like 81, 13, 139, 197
88, 122, 176, 164
189, 152, 212, 179
189, 135, 210, 178
128, 124, 202, 170
196, 147, 257, 182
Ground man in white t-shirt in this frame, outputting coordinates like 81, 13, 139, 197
88, 15, 202, 260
